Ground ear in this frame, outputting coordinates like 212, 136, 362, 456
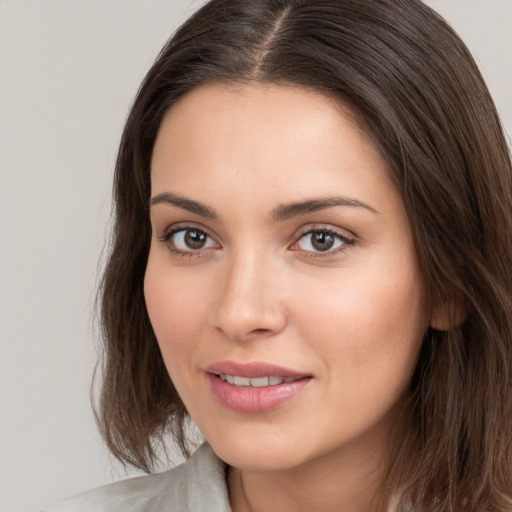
430, 299, 466, 331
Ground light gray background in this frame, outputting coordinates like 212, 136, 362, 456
1, 1, 511, 511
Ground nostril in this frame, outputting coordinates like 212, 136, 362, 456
250, 328, 273, 336
214, 323, 284, 343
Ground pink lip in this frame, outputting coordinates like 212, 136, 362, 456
205, 360, 309, 379
205, 361, 312, 414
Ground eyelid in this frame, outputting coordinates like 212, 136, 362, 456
159, 221, 216, 241
157, 222, 354, 258
158, 222, 221, 255
289, 224, 355, 256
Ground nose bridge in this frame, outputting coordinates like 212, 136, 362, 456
213, 244, 287, 342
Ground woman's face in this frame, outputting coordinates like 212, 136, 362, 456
145, 83, 429, 472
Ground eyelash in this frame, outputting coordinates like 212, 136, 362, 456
158, 224, 218, 258
158, 224, 355, 258
290, 227, 354, 258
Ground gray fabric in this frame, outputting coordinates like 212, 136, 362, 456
40, 443, 231, 512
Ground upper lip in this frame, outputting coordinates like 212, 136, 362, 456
205, 361, 311, 379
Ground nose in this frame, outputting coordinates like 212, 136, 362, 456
212, 249, 288, 343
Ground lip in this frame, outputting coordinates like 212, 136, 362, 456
205, 361, 312, 414
205, 361, 310, 379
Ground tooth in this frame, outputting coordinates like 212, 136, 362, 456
250, 377, 269, 387
222, 375, 295, 387
234, 376, 251, 386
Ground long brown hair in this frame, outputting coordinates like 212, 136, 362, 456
96, 1, 512, 509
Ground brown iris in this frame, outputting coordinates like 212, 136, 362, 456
311, 231, 335, 251
184, 229, 208, 249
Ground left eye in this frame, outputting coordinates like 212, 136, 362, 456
296, 230, 349, 253
169, 228, 217, 252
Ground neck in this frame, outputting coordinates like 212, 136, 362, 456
228, 438, 389, 512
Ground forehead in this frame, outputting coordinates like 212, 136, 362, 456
150, 83, 401, 224
154, 82, 368, 142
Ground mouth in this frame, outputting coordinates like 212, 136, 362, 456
214, 374, 301, 387
205, 361, 312, 414
205, 360, 311, 380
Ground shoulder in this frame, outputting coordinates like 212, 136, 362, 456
40, 443, 231, 512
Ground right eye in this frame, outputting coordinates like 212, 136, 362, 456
163, 227, 218, 254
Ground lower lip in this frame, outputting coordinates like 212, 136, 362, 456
207, 373, 311, 414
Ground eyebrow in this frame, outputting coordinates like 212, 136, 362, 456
270, 196, 378, 221
151, 192, 218, 219
150, 192, 378, 221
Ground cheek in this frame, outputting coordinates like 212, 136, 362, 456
298, 272, 426, 441
144, 255, 209, 367
293, 258, 427, 384
143, 260, 217, 418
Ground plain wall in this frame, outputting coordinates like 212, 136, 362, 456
0, 1, 510, 511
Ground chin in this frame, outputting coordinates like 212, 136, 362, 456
205, 431, 315, 472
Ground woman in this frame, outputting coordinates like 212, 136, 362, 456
44, 0, 512, 510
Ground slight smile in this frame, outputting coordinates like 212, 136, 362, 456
205, 361, 312, 414
216, 374, 299, 387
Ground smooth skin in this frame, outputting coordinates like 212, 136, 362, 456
145, 84, 444, 512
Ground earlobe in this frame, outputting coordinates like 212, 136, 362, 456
430, 300, 466, 331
